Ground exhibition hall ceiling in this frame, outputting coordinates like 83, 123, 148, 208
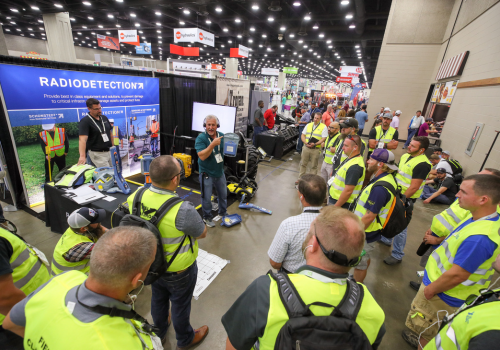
0, 0, 392, 82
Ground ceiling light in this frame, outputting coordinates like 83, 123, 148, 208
183, 9, 190, 14
88, 16, 94, 20
39, 27, 44, 30
155, 11, 161, 15
293, 1, 301, 6
248, 39, 253, 43
259, 44, 263, 47
55, 4, 63, 8
130, 13, 136, 17
319, 33, 324, 38
341, 0, 350, 5
280, 26, 286, 31
156, 22, 161, 26
108, 14, 114, 18
16, 28, 21, 32
349, 24, 356, 28
304, 15, 311, 21
135, 23, 140, 27
139, 31, 143, 33
235, 18, 241, 23
303, 45, 308, 48
252, 4, 259, 10
116, 24, 121, 27
268, 17, 274, 22
180, 21, 185, 25
31, 6, 40, 10
312, 24, 319, 29
206, 19, 211, 24
98, 25, 103, 28
346, 14, 353, 19
216, 6, 222, 12
328, 45, 333, 48
237, 34, 242, 38
28, 28, 33, 31
159, 41, 162, 44
250, 27, 255, 32
290, 34, 295, 38
355, 45, 360, 48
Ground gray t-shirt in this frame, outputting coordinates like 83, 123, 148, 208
253, 108, 265, 127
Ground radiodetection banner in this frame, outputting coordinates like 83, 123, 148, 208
216, 77, 250, 135
0, 64, 159, 205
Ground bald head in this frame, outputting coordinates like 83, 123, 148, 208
149, 155, 181, 187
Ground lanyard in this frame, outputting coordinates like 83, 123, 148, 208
309, 123, 320, 139
377, 128, 389, 142
206, 131, 220, 153
337, 153, 361, 171
298, 269, 346, 285
88, 114, 106, 134
325, 134, 337, 149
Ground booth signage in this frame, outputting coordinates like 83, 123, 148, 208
261, 68, 279, 76
97, 35, 120, 50
339, 66, 362, 75
216, 77, 250, 134
173, 28, 214, 47
170, 44, 199, 57
135, 43, 152, 54
283, 67, 298, 74
211, 64, 223, 70
118, 30, 140, 45
238, 45, 249, 58
336, 77, 352, 83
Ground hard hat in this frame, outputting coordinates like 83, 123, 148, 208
92, 167, 115, 192
152, 116, 156, 121
42, 123, 55, 130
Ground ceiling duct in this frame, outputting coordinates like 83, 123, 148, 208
268, 1, 282, 12
297, 25, 307, 36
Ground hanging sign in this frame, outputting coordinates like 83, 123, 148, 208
118, 30, 140, 46
339, 66, 363, 75
261, 68, 279, 76
211, 63, 223, 70
173, 28, 214, 47
135, 43, 152, 54
230, 48, 246, 58
283, 67, 298, 74
336, 77, 352, 83
97, 35, 120, 50
238, 45, 249, 58
170, 44, 199, 56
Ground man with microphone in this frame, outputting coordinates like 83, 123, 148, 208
195, 115, 228, 228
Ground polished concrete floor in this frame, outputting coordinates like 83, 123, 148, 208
2, 142, 454, 350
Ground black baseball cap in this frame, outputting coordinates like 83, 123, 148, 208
340, 118, 358, 129
436, 168, 447, 174
68, 207, 106, 228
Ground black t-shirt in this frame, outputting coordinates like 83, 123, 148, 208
412, 162, 432, 180
0, 237, 14, 276
434, 177, 459, 202
78, 114, 112, 152
368, 128, 399, 142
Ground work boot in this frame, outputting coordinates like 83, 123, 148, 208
384, 256, 402, 265
176, 326, 209, 350
401, 329, 419, 349
409, 281, 421, 291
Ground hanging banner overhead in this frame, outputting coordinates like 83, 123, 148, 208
229, 48, 246, 58
135, 43, 152, 54
238, 45, 249, 58
336, 76, 352, 83
97, 35, 120, 50
211, 63, 223, 70
170, 44, 199, 56
173, 28, 214, 47
339, 66, 363, 75
118, 30, 140, 46
216, 77, 250, 134
261, 68, 279, 76
283, 67, 298, 74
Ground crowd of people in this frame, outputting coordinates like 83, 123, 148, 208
1, 98, 500, 350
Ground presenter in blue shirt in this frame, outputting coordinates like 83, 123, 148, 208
195, 115, 227, 227
354, 105, 369, 136
403, 174, 500, 348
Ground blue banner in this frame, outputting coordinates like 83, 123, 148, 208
0, 64, 159, 127
350, 83, 363, 102
135, 43, 152, 54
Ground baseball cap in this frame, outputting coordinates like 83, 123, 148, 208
42, 123, 55, 130
381, 112, 393, 120
384, 107, 391, 112
442, 150, 450, 155
340, 118, 358, 129
68, 207, 106, 229
109, 119, 115, 123
370, 149, 399, 171
436, 167, 447, 174
434, 147, 443, 152
395, 110, 402, 115
426, 118, 433, 122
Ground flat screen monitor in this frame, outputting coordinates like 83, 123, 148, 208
191, 102, 236, 134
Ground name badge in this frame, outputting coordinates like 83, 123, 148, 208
377, 142, 384, 149
102, 133, 109, 142
327, 176, 335, 186
215, 153, 223, 163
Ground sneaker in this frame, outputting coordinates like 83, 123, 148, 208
204, 219, 215, 228
409, 281, 421, 291
211, 202, 219, 211
176, 326, 209, 350
401, 329, 419, 349
384, 256, 402, 265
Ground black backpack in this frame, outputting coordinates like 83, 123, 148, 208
270, 271, 372, 350
119, 187, 192, 285
445, 159, 463, 176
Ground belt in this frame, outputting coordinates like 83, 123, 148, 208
90, 149, 110, 152
164, 267, 188, 276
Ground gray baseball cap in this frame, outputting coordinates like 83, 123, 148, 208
68, 207, 106, 229
382, 113, 393, 120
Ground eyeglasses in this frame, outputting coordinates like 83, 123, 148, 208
170, 172, 181, 180
328, 126, 339, 129
90, 107, 102, 110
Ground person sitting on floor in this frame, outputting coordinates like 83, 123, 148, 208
422, 168, 458, 205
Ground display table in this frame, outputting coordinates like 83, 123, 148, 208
255, 129, 299, 160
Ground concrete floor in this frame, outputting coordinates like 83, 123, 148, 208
2, 141, 452, 350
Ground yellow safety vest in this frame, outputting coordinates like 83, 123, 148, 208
23, 271, 157, 350
368, 126, 397, 152
112, 126, 120, 146
127, 189, 198, 272
304, 122, 326, 148
426, 217, 500, 301
40, 128, 65, 158
323, 133, 340, 164
431, 199, 469, 237
425, 298, 500, 350
51, 227, 95, 276
0, 228, 50, 325
340, 138, 367, 163
396, 153, 431, 199
329, 155, 366, 204
354, 174, 397, 233
257, 273, 385, 349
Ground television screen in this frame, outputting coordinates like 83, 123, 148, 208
192, 102, 236, 134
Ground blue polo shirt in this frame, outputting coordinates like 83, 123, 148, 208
195, 131, 225, 178
423, 215, 499, 307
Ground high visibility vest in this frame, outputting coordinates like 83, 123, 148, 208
431, 199, 469, 237
51, 228, 95, 276
396, 153, 431, 199
40, 128, 65, 158
329, 155, 365, 203
323, 133, 340, 164
354, 174, 397, 233
426, 217, 500, 301
257, 273, 385, 349
340, 138, 367, 163
424, 299, 500, 350
127, 189, 198, 272
304, 122, 326, 148
150, 121, 159, 137
368, 126, 397, 152
0, 228, 50, 325
112, 126, 120, 146
23, 271, 157, 350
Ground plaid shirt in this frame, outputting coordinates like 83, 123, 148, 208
63, 241, 95, 262
267, 206, 322, 273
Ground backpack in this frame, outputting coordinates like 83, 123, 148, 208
269, 271, 372, 350
54, 164, 95, 189
119, 187, 191, 285
445, 159, 463, 176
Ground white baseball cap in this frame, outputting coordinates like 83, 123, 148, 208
395, 110, 402, 115
384, 107, 391, 112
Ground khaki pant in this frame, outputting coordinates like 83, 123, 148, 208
405, 283, 459, 341
88, 150, 112, 168
299, 146, 321, 178
320, 161, 333, 184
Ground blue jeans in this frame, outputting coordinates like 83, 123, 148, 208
151, 262, 198, 346
151, 137, 159, 154
380, 227, 408, 260
253, 126, 264, 144
404, 129, 418, 148
296, 126, 305, 152
422, 185, 452, 204
199, 173, 228, 220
